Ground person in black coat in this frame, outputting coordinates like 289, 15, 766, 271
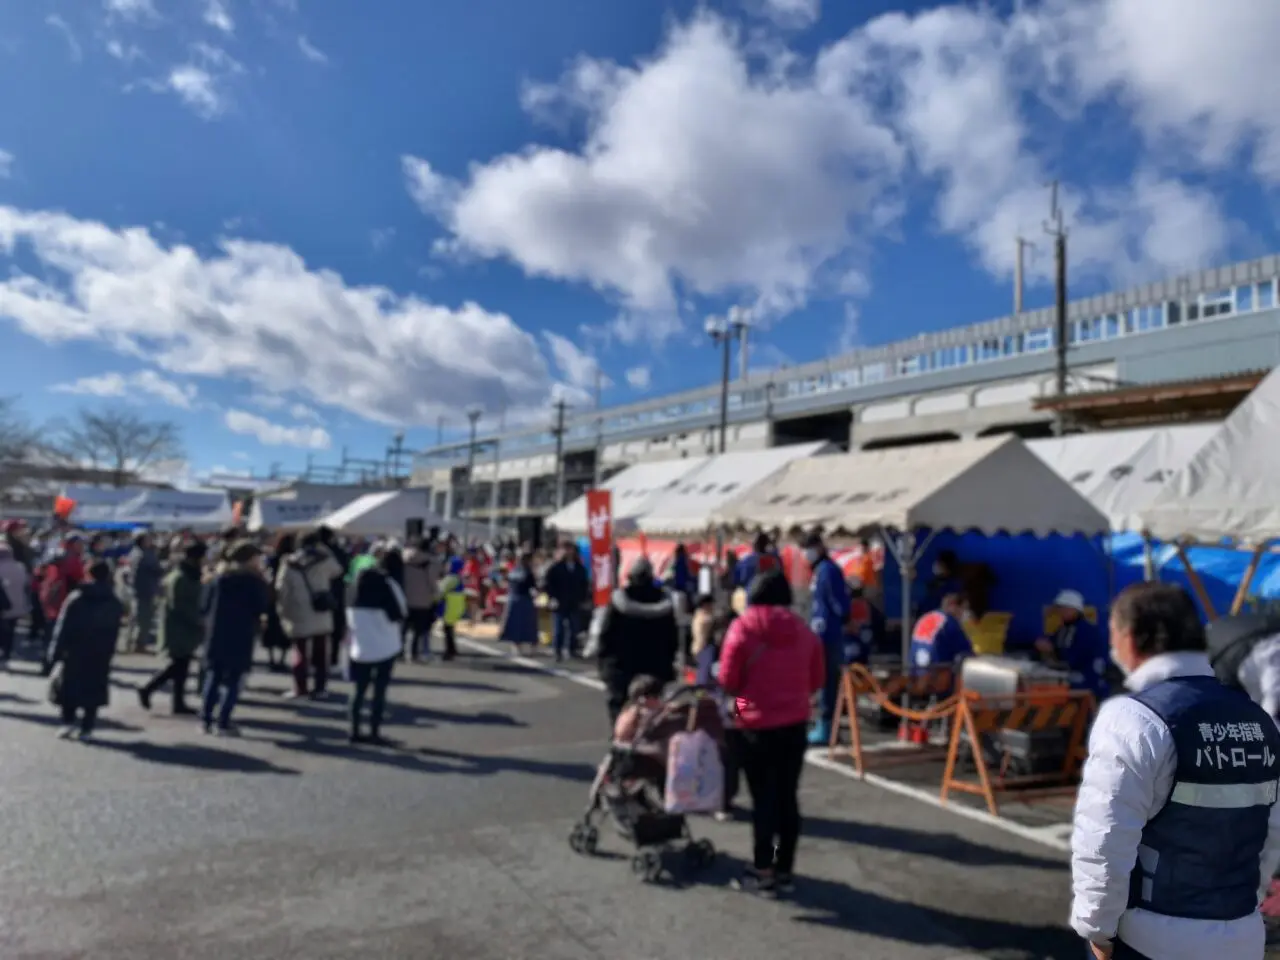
50, 560, 124, 741
318, 526, 350, 670
201, 541, 271, 736
261, 533, 296, 671
596, 556, 679, 726
542, 542, 591, 661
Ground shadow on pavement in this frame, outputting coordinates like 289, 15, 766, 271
801, 815, 1064, 870
0, 708, 143, 733
86, 738, 300, 774
232, 714, 596, 783
0, 691, 36, 705
390, 675, 516, 695
703, 852, 1078, 957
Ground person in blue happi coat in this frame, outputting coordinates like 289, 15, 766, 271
804, 531, 850, 746
1036, 588, 1110, 701
733, 532, 781, 590
908, 593, 972, 687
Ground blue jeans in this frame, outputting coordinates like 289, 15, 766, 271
553, 610, 578, 657
819, 641, 844, 725
202, 664, 243, 730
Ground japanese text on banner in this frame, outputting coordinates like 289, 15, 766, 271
586, 489, 613, 608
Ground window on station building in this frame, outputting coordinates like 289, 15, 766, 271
1236, 284, 1255, 313
1166, 301, 1182, 325
1259, 281, 1276, 310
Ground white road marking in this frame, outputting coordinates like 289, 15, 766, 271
457, 634, 1073, 854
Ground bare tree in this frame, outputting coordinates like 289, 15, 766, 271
0, 397, 41, 498
56, 409, 185, 487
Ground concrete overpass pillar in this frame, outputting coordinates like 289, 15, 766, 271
519, 476, 530, 510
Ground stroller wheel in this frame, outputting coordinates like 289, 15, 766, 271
568, 824, 591, 855
631, 850, 663, 883
685, 838, 716, 869
581, 825, 599, 855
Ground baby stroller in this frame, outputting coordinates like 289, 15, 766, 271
568, 684, 725, 882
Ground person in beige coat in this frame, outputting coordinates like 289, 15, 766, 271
275, 531, 343, 699
401, 535, 444, 661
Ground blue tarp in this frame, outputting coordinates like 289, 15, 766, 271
1110, 532, 1280, 619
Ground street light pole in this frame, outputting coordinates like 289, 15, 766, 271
707, 307, 747, 455
464, 407, 481, 527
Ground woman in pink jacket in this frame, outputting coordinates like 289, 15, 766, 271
718, 569, 825, 896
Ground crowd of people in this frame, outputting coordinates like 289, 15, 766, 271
0, 519, 567, 742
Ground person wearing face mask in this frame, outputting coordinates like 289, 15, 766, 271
803, 531, 851, 746
1070, 582, 1280, 960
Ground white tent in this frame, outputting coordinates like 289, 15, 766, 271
636, 442, 831, 538
249, 496, 349, 532
712, 435, 1107, 538
544, 456, 708, 536
316, 490, 502, 541
72, 488, 232, 530
1028, 424, 1216, 530
62, 485, 147, 508
1136, 369, 1280, 543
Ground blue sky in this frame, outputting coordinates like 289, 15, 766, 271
0, 0, 1277, 482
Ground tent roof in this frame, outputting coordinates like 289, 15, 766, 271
712, 435, 1108, 537
544, 456, 707, 535
1136, 367, 1280, 543
318, 489, 502, 541
636, 442, 830, 537
1028, 424, 1216, 530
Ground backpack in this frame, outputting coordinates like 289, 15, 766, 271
1206, 613, 1280, 688
290, 558, 334, 614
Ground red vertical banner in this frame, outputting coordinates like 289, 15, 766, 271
586, 489, 614, 607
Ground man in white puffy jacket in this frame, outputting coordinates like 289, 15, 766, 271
1071, 582, 1280, 960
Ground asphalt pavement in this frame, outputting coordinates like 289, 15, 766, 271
0, 637, 1081, 960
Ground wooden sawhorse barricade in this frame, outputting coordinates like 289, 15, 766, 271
827, 663, 959, 776
940, 688, 1095, 815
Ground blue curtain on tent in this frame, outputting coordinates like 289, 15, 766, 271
879, 529, 1112, 649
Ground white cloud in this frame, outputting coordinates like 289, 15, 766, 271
203, 0, 235, 34
403, 15, 903, 325
139, 43, 244, 119
0, 207, 559, 427
51, 370, 197, 409
0, 150, 12, 179
755, 0, 820, 30
104, 0, 158, 21
224, 409, 331, 450
408, 5, 1270, 334
543, 332, 611, 403
105, 39, 143, 62
837, 302, 860, 352
232, 450, 251, 461
45, 15, 83, 62
289, 402, 322, 422
624, 366, 651, 390
298, 35, 328, 64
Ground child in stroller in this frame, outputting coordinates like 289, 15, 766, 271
568, 676, 725, 882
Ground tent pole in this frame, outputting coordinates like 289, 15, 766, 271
1229, 542, 1268, 616
898, 530, 915, 667
1142, 534, 1155, 583
1174, 543, 1218, 621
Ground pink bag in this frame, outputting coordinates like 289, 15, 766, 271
664, 728, 724, 814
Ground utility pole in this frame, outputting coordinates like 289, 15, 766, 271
551, 398, 568, 510
592, 365, 604, 488
1044, 181, 1069, 436
489, 406, 505, 543
436, 416, 444, 446
464, 408, 481, 524
1014, 237, 1034, 316
738, 319, 749, 380
385, 431, 407, 485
